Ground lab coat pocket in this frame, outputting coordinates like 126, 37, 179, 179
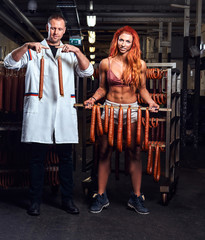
70, 97, 76, 115
24, 96, 39, 114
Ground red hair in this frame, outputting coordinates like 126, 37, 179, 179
109, 26, 142, 88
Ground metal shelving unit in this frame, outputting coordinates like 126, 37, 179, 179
146, 62, 181, 204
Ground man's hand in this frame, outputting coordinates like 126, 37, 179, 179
55, 44, 78, 53
28, 42, 49, 53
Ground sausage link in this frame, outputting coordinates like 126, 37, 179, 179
157, 93, 162, 105
18, 70, 25, 112
126, 105, 131, 148
108, 105, 114, 147
96, 104, 103, 136
160, 121, 165, 141
147, 143, 152, 175
149, 142, 154, 174
161, 93, 167, 104
151, 127, 155, 141
39, 56, 44, 99
136, 106, 142, 146
90, 105, 97, 143
104, 104, 109, 134
117, 106, 123, 152
4, 70, 11, 112
151, 118, 159, 128
58, 56, 64, 96
154, 143, 159, 181
156, 148, 161, 182
11, 72, 18, 112
144, 108, 149, 150
156, 123, 160, 141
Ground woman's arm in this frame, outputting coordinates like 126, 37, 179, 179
84, 58, 108, 108
139, 60, 159, 112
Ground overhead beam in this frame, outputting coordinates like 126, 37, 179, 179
2, 0, 44, 41
0, 9, 35, 42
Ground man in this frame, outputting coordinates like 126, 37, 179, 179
4, 14, 93, 216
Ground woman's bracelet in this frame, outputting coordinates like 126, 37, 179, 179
91, 96, 97, 102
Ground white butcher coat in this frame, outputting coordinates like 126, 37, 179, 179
4, 39, 93, 144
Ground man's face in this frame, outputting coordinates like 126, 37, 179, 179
46, 18, 66, 45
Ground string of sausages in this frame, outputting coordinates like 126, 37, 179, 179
145, 68, 167, 105
89, 104, 143, 152
0, 146, 60, 189
0, 140, 60, 189
89, 104, 166, 182
39, 56, 64, 99
137, 93, 167, 105
146, 141, 165, 182
0, 67, 25, 113
146, 68, 163, 80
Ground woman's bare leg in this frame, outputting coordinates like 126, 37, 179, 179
128, 122, 142, 197
97, 134, 113, 195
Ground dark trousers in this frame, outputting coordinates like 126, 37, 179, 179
29, 143, 73, 204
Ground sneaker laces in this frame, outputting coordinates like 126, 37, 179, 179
133, 194, 145, 207
92, 193, 102, 204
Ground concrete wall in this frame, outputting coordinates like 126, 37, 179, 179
0, 32, 20, 61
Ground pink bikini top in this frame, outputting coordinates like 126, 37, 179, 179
107, 58, 126, 87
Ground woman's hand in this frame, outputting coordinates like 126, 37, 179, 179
148, 101, 159, 113
84, 97, 96, 109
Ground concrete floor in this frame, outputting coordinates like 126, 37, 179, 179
0, 143, 205, 240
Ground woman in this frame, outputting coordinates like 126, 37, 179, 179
84, 26, 159, 214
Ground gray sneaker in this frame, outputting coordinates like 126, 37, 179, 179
128, 192, 150, 215
89, 192, 110, 213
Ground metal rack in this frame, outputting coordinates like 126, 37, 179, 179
0, 65, 77, 191
146, 62, 181, 204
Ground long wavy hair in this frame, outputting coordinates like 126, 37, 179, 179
109, 26, 142, 89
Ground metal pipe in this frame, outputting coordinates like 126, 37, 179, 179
193, 0, 202, 147
2, 0, 44, 41
167, 22, 172, 62
0, 9, 35, 42
158, 22, 163, 62
181, 0, 190, 148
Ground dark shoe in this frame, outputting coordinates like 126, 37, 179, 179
27, 202, 40, 216
127, 192, 150, 215
62, 200, 79, 214
89, 192, 110, 213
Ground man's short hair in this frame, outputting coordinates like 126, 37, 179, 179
47, 13, 67, 27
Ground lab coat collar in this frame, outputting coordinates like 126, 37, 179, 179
41, 39, 64, 65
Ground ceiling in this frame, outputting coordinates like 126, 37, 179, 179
0, 0, 205, 63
